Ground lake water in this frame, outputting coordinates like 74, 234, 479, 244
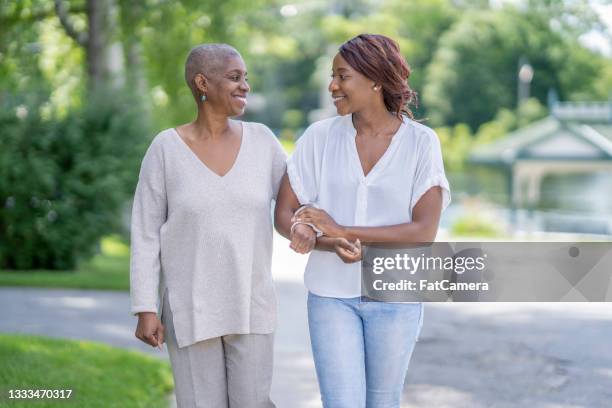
445, 170, 612, 236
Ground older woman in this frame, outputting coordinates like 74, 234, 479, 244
130, 44, 284, 408
275, 34, 451, 407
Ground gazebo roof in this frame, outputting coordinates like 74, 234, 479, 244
470, 102, 612, 166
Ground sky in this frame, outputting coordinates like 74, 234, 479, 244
581, 2, 612, 56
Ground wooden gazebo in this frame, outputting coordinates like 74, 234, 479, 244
469, 98, 612, 231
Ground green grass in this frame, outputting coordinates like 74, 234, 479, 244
0, 334, 173, 408
450, 215, 504, 238
0, 236, 130, 291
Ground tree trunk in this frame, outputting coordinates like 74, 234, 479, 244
86, 0, 111, 91
54, 0, 117, 91
119, 0, 146, 95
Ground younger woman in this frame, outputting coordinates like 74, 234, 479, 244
275, 34, 450, 407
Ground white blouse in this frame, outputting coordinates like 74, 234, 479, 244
287, 114, 451, 298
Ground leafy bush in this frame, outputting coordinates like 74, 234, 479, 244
0, 93, 149, 270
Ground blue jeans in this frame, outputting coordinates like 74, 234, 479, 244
307, 292, 423, 408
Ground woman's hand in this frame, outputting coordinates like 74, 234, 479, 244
333, 237, 362, 263
135, 312, 165, 350
292, 208, 344, 238
290, 223, 317, 254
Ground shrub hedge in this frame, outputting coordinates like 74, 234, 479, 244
0, 93, 149, 270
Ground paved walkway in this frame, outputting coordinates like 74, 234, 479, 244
2, 234, 612, 407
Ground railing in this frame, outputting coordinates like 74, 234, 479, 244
552, 101, 612, 122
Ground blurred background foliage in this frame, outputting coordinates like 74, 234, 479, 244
0, 91, 148, 269
1, 0, 611, 269
2, 0, 610, 132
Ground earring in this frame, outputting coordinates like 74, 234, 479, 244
201, 94, 207, 102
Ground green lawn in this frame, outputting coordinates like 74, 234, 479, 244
0, 236, 130, 291
0, 334, 173, 407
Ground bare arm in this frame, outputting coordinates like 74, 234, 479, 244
343, 187, 442, 243
274, 173, 360, 257
274, 173, 318, 254
294, 186, 443, 245
314, 236, 340, 252
274, 173, 301, 239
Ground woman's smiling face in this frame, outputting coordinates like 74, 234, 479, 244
206, 55, 250, 117
328, 53, 375, 116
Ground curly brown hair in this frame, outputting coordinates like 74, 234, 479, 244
339, 34, 418, 119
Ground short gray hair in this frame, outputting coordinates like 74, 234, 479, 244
184, 44, 241, 97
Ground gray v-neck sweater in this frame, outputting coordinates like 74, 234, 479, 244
130, 122, 287, 348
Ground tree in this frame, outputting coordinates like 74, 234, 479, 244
379, 0, 457, 116
422, 4, 611, 130
52, 0, 118, 91
0, 1, 53, 102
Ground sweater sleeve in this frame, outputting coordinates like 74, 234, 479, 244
130, 138, 167, 315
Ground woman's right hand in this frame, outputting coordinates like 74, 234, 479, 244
135, 312, 165, 349
332, 237, 362, 263
290, 223, 317, 254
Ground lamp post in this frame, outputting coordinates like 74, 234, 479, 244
516, 57, 535, 231
517, 56, 534, 107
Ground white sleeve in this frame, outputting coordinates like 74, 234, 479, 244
410, 129, 451, 212
129, 139, 167, 315
286, 122, 325, 205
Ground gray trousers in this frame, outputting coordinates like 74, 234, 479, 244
162, 293, 276, 408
